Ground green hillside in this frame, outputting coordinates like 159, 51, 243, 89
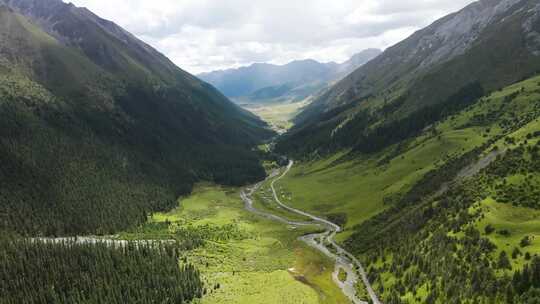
277, 76, 537, 226
275, 72, 540, 302
0, 4, 272, 237
348, 120, 540, 303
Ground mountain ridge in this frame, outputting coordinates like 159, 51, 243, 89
298, 0, 538, 120
198, 48, 382, 103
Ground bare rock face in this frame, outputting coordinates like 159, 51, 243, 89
415, 0, 524, 68
382, 0, 534, 75
523, 2, 540, 55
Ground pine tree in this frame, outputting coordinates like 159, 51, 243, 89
498, 251, 512, 270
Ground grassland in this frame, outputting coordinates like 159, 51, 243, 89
277, 126, 485, 241
233, 74, 540, 303
275, 75, 540, 242
251, 171, 313, 223
121, 184, 349, 304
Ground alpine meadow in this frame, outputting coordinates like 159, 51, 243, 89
2, 0, 540, 303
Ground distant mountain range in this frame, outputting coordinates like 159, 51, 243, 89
199, 49, 382, 104
0, 0, 272, 236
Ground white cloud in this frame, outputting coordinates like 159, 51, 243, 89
67, 0, 477, 74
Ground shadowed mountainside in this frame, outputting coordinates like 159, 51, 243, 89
0, 0, 273, 236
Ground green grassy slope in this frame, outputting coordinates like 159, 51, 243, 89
275, 75, 540, 240
0, 4, 272, 236
271, 74, 540, 302
346, 116, 540, 303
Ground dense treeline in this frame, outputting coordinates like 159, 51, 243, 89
490, 143, 540, 209
332, 82, 485, 153
0, 239, 204, 303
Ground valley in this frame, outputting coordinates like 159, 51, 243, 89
241, 159, 378, 304
213, 67, 540, 303
120, 184, 350, 304
3, 0, 540, 303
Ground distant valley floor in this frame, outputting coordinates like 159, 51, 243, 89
242, 100, 310, 134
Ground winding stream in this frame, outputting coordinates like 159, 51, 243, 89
241, 160, 381, 304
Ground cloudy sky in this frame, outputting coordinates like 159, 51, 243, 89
68, 0, 477, 74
